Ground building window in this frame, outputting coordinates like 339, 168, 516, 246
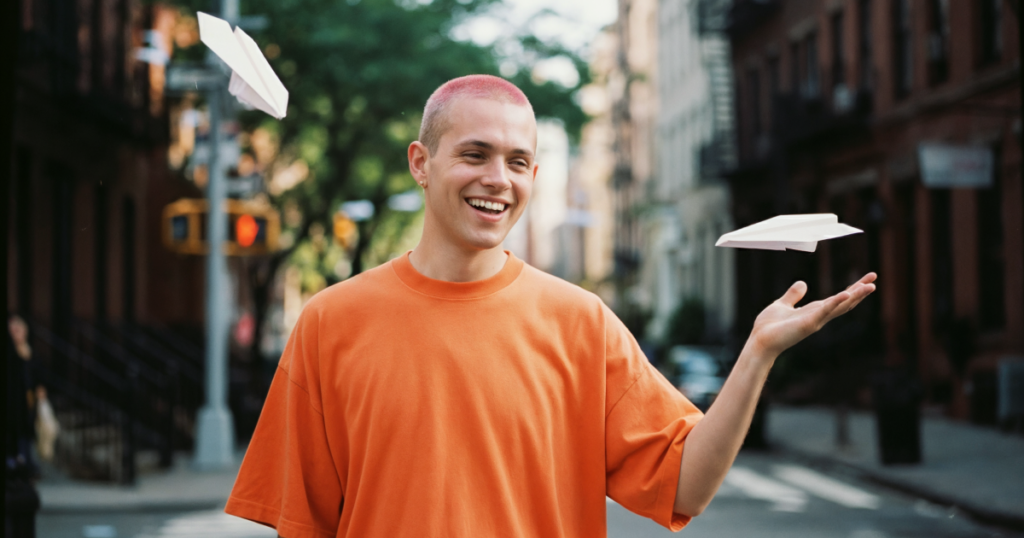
892, 0, 912, 99
804, 31, 820, 98
831, 11, 845, 90
50, 164, 74, 337
767, 55, 779, 129
928, 0, 950, 85
790, 40, 801, 94
858, 0, 873, 90
14, 148, 34, 314
977, 146, 1005, 330
930, 190, 953, 331
978, 0, 1002, 66
748, 68, 761, 136
95, 185, 109, 320
122, 197, 137, 322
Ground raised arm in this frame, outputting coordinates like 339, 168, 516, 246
672, 273, 877, 517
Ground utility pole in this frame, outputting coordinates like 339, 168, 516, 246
193, 0, 240, 470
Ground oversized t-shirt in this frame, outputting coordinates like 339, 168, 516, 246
225, 251, 704, 537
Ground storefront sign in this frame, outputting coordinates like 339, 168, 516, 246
918, 143, 994, 188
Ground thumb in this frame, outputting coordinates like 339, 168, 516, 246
779, 281, 808, 307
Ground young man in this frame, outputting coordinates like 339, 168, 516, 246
225, 75, 876, 537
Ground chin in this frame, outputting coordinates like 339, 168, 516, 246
462, 232, 507, 251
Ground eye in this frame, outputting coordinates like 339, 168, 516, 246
510, 159, 529, 168
464, 151, 485, 160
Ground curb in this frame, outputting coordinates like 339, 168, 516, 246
772, 445, 1024, 533
39, 499, 225, 515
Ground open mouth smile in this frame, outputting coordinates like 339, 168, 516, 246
466, 198, 508, 215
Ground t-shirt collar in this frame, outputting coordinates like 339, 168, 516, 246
391, 250, 524, 300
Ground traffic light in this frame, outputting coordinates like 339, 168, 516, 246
163, 198, 280, 256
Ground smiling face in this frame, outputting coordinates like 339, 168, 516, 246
409, 97, 538, 255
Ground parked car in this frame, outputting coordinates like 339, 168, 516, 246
669, 346, 726, 412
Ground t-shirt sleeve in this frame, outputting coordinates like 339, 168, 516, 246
225, 303, 343, 538
603, 304, 704, 532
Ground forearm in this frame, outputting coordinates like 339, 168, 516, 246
673, 341, 776, 516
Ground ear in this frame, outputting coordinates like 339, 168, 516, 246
531, 163, 539, 182
408, 141, 430, 187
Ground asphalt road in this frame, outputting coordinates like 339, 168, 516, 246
609, 451, 1022, 538
38, 452, 1022, 538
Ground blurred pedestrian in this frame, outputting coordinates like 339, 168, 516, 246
225, 75, 876, 538
6, 314, 41, 537
7, 315, 39, 474
6, 315, 58, 467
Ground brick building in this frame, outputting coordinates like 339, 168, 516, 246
726, 0, 1021, 419
9, 1, 207, 481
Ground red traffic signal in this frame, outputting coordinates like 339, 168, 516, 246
234, 214, 259, 248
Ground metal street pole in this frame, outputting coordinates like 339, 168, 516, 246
194, 0, 240, 470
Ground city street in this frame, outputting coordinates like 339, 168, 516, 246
607, 452, 1021, 538
38, 451, 1021, 538
9, 0, 1023, 536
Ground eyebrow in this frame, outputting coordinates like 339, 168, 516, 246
455, 139, 534, 159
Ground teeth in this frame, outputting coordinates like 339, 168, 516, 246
468, 199, 505, 211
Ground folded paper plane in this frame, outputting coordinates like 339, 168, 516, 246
197, 12, 289, 119
715, 214, 862, 252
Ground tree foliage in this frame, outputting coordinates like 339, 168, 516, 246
170, 0, 589, 358
237, 0, 588, 275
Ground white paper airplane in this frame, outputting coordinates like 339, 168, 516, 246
197, 12, 289, 119
715, 214, 862, 252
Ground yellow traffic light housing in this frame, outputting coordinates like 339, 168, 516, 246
332, 212, 358, 249
163, 198, 281, 256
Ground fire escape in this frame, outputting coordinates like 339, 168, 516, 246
696, 0, 738, 181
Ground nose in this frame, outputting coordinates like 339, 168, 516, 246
478, 158, 512, 190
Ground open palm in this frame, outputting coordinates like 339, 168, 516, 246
751, 273, 878, 358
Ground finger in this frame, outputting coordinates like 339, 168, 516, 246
826, 283, 876, 321
839, 283, 876, 313
821, 291, 850, 318
804, 292, 844, 327
779, 281, 808, 307
846, 272, 878, 290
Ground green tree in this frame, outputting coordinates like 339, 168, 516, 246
173, 0, 589, 359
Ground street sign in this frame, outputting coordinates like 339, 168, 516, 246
237, 15, 269, 30
166, 64, 225, 92
387, 190, 423, 212
341, 200, 376, 222
226, 175, 263, 197
919, 143, 994, 188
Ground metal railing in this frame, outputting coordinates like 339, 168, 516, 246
30, 319, 203, 484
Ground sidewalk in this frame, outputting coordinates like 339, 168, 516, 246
767, 405, 1024, 530
37, 407, 1024, 526
37, 454, 241, 514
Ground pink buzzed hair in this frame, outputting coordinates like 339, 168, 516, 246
419, 75, 533, 155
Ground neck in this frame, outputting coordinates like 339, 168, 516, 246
410, 230, 508, 283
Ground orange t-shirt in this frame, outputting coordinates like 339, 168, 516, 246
225, 251, 703, 537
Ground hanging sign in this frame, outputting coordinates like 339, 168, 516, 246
918, 143, 994, 188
